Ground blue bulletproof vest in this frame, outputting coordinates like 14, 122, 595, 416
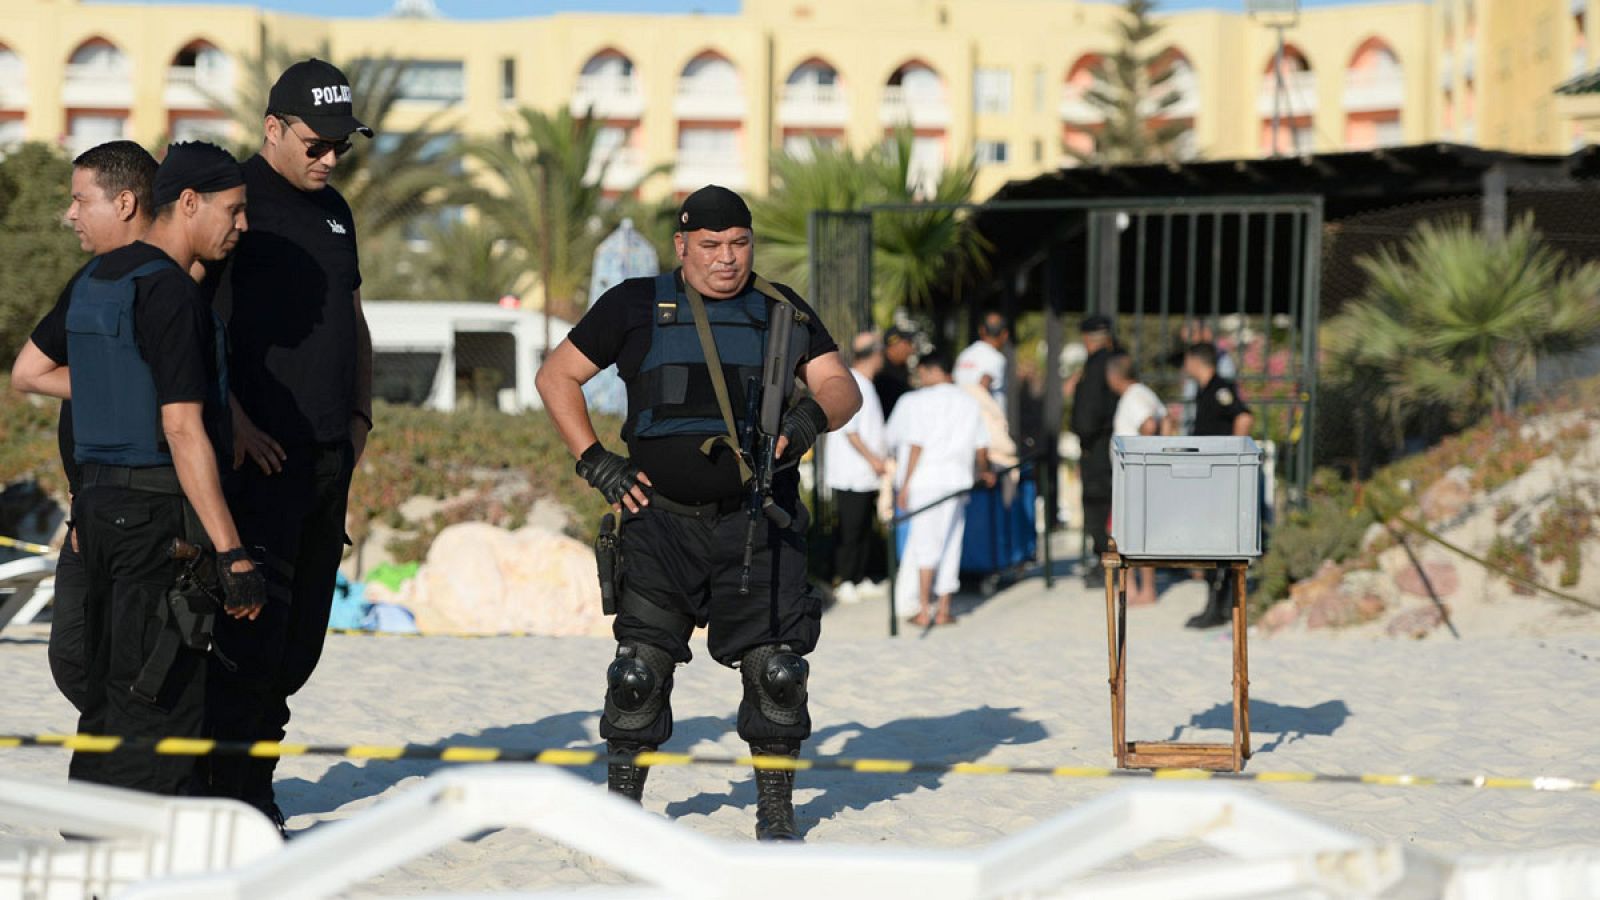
67, 256, 230, 467
627, 272, 776, 440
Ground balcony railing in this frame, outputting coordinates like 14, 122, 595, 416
674, 80, 745, 121
1058, 89, 1103, 124
879, 85, 951, 127
1343, 69, 1404, 112
63, 64, 133, 108
777, 83, 849, 127
1256, 71, 1318, 117
570, 74, 644, 120
583, 146, 645, 191
164, 66, 235, 109
1461, 41, 1476, 80
1439, 53, 1454, 90
0, 79, 26, 109
673, 155, 747, 192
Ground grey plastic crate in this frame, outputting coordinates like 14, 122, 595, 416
1111, 436, 1263, 560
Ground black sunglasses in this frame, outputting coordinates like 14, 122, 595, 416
274, 115, 353, 159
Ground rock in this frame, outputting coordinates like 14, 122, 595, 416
1360, 522, 1391, 553
1395, 559, 1459, 599
1288, 560, 1344, 611
1307, 592, 1360, 629
1418, 467, 1474, 524
397, 522, 610, 637
1260, 600, 1301, 634
1385, 603, 1450, 639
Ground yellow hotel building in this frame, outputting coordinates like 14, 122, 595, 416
1, 0, 1596, 200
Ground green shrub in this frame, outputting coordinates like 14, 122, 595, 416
1250, 469, 1376, 616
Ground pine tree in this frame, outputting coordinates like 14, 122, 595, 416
1071, 0, 1189, 165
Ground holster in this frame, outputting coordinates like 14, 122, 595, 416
596, 513, 620, 616
129, 544, 233, 705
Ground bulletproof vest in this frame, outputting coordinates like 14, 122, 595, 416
627, 271, 776, 440
67, 256, 230, 467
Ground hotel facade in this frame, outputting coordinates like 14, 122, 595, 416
0, 0, 1595, 201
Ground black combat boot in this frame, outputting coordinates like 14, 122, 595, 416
607, 741, 652, 803
750, 742, 801, 842
1185, 573, 1234, 629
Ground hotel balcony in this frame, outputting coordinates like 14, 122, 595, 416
0, 81, 26, 109
62, 64, 133, 108
1058, 90, 1103, 125
674, 81, 745, 121
1256, 71, 1318, 117
1343, 70, 1404, 113
570, 74, 645, 120
674, 155, 747, 192
778, 83, 849, 128
1439, 52, 1453, 89
1461, 41, 1476, 80
879, 86, 951, 128
164, 66, 235, 110
584, 146, 645, 191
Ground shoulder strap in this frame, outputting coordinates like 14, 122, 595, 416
679, 275, 754, 485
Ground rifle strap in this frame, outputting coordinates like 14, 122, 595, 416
681, 279, 754, 486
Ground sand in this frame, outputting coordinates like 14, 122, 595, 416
3, 534, 1599, 894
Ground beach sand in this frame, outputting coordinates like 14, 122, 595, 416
3, 534, 1599, 894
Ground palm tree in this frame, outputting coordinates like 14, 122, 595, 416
1070, 0, 1188, 165
751, 130, 986, 325
1325, 216, 1600, 446
460, 107, 663, 323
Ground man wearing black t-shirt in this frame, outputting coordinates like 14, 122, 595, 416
1184, 341, 1255, 629
12, 141, 158, 738
537, 186, 860, 842
18, 142, 264, 795
203, 59, 374, 825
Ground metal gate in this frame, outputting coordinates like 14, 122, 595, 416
809, 196, 1323, 503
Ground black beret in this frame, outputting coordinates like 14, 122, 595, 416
677, 184, 752, 233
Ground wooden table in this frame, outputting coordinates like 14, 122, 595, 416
1102, 542, 1252, 772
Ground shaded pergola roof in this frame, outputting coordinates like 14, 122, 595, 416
1556, 67, 1600, 95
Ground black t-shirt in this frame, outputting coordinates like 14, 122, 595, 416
874, 363, 911, 418
210, 153, 362, 446
1193, 374, 1251, 437
567, 271, 837, 503
33, 242, 226, 470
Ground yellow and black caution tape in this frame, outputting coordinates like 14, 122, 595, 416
326, 629, 541, 639
3, 734, 1598, 793
0, 535, 54, 555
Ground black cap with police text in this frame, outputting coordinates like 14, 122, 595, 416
267, 58, 373, 139
677, 185, 751, 232
153, 141, 244, 208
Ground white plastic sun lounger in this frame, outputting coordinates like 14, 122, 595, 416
0, 554, 57, 634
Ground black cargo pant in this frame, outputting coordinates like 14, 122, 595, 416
601, 495, 823, 748
70, 484, 205, 795
832, 489, 878, 586
48, 527, 92, 713
207, 441, 353, 809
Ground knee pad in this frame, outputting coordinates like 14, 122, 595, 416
604, 642, 674, 732
741, 644, 809, 727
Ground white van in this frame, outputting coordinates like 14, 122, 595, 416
364, 301, 572, 413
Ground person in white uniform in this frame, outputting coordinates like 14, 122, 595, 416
953, 311, 1009, 410
824, 333, 890, 604
1106, 351, 1165, 606
887, 349, 993, 626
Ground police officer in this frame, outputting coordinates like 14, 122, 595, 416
1183, 341, 1254, 629
536, 185, 861, 842
12, 141, 159, 748
22, 142, 264, 795
204, 58, 373, 826
1068, 314, 1117, 585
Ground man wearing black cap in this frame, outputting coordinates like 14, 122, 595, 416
1068, 314, 1117, 583
537, 184, 861, 842
21, 142, 263, 795
203, 58, 373, 825
874, 325, 916, 416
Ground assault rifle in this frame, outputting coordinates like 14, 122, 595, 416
737, 302, 801, 596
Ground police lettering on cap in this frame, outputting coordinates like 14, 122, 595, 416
153, 141, 244, 208
677, 185, 752, 233
268, 58, 374, 139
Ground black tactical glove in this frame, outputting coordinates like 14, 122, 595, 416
778, 397, 829, 463
576, 442, 644, 505
217, 548, 266, 612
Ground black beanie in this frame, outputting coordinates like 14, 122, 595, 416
677, 184, 752, 233
154, 142, 244, 208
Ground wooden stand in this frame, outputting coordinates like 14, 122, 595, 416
1103, 541, 1252, 772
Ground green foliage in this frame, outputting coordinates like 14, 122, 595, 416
0, 144, 82, 357
1250, 469, 1375, 615
750, 129, 987, 325
1070, 0, 1189, 165
363, 221, 527, 302
1324, 216, 1600, 452
0, 377, 70, 504
1531, 493, 1594, 588
1485, 535, 1538, 595
347, 402, 622, 566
